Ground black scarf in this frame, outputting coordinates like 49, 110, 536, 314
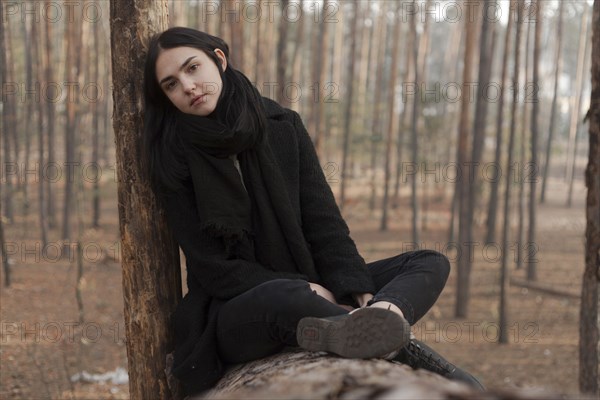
175, 96, 320, 282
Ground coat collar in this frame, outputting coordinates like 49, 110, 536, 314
262, 96, 288, 119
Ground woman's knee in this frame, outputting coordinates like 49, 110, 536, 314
413, 249, 451, 284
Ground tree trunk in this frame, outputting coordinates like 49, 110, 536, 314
455, 0, 478, 318
567, 13, 592, 208
0, 0, 9, 287
516, 13, 531, 270
22, 17, 33, 218
526, 0, 542, 280
92, 14, 101, 229
109, 1, 183, 398
380, 2, 402, 232
369, 1, 388, 212
45, 0, 57, 229
225, 0, 244, 69
2, 9, 14, 224
486, 0, 514, 244
540, 0, 564, 204
467, 0, 496, 276
578, 1, 599, 393
33, 3, 49, 247
408, 0, 423, 244
499, 0, 524, 344
565, 7, 589, 194
339, 2, 358, 212
311, 0, 331, 153
276, 0, 291, 108
61, 7, 84, 258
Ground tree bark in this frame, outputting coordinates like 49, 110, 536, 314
22, 17, 33, 217
380, 2, 402, 232
92, 13, 101, 229
339, 1, 358, 212
579, 1, 599, 394
109, 1, 183, 398
45, 0, 57, 229
526, 0, 541, 280
499, 0, 524, 344
314, 0, 332, 154
516, 11, 531, 270
486, 0, 514, 244
540, 0, 564, 204
565, 7, 589, 196
369, 1, 388, 212
1, 7, 14, 224
193, 349, 566, 400
467, 0, 496, 276
455, 0, 478, 318
0, 1, 9, 287
567, 14, 592, 208
61, 5, 84, 258
276, 0, 291, 108
33, 2, 49, 248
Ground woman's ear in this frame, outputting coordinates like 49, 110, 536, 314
214, 49, 227, 72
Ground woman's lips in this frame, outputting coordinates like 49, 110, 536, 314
190, 94, 206, 106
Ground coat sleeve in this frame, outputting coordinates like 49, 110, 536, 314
161, 185, 308, 300
291, 111, 376, 303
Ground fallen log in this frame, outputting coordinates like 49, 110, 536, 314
174, 349, 574, 400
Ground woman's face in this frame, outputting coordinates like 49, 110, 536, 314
155, 46, 227, 116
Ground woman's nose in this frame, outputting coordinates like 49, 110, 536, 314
181, 77, 196, 93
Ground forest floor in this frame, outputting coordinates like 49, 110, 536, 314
0, 171, 590, 399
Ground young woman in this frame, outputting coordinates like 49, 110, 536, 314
143, 27, 483, 397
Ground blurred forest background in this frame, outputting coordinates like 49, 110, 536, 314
1, 0, 598, 398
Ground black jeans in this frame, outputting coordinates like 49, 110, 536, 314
216, 250, 450, 364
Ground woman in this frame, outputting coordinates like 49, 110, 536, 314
143, 27, 483, 397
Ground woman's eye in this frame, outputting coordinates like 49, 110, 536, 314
189, 63, 199, 72
166, 81, 177, 90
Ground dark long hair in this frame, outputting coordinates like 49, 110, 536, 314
143, 27, 266, 195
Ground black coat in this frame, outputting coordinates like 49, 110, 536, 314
161, 97, 376, 396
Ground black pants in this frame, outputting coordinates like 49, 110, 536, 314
216, 250, 450, 364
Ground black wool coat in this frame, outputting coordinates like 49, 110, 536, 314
160, 97, 376, 396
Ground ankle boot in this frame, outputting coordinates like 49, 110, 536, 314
297, 307, 410, 359
393, 339, 485, 390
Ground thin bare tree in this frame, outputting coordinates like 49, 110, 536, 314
276, 0, 291, 108
499, 0, 524, 343
369, 1, 388, 212
526, 0, 542, 280
486, 0, 514, 244
2, 10, 14, 224
0, 3, 10, 287
579, 0, 599, 391
61, 6, 84, 257
33, 3, 49, 247
565, 6, 590, 197
516, 8, 532, 270
466, 0, 496, 273
45, 0, 57, 229
567, 10, 592, 208
339, 1, 359, 211
540, 0, 564, 204
21, 17, 34, 217
380, 1, 402, 231
455, 0, 478, 318
91, 11, 101, 228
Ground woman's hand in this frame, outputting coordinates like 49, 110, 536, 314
353, 292, 374, 308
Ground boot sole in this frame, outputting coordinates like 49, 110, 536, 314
297, 308, 410, 359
